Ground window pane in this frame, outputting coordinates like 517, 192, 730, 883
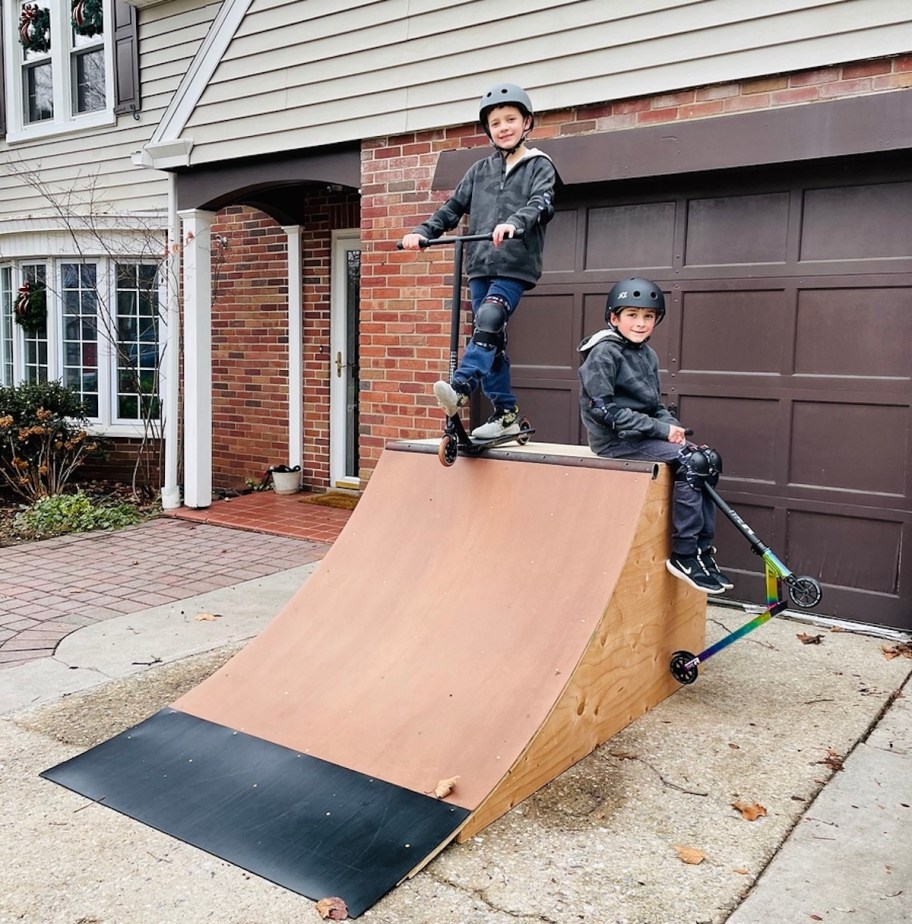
74, 49, 105, 113
1, 267, 12, 386
61, 263, 99, 418
25, 61, 53, 122
116, 263, 161, 422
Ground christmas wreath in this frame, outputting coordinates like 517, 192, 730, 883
72, 0, 103, 38
18, 4, 51, 55
14, 283, 47, 334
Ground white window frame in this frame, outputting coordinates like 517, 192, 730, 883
0, 256, 166, 437
3, 0, 116, 143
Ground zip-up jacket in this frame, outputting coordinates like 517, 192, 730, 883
412, 148, 558, 286
577, 327, 678, 455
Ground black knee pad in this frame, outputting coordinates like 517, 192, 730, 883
472, 296, 509, 351
679, 444, 723, 489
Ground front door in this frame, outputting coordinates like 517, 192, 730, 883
330, 231, 361, 488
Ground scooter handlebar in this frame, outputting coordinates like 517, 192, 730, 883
396, 229, 525, 249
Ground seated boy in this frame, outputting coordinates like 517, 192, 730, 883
577, 277, 732, 594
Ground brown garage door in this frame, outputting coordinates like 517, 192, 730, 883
510, 153, 912, 630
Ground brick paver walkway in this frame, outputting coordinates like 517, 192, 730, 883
0, 516, 333, 669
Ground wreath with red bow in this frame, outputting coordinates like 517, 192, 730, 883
18, 4, 51, 55
72, 0, 104, 38
14, 283, 48, 334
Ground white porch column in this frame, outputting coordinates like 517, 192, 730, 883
283, 225, 303, 469
160, 174, 182, 510
178, 208, 214, 508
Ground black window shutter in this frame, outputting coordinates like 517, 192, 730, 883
113, 1, 140, 116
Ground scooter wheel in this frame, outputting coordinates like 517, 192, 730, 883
517, 417, 533, 445
788, 575, 823, 609
438, 434, 458, 467
670, 650, 699, 685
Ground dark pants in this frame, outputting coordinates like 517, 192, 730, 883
599, 438, 716, 556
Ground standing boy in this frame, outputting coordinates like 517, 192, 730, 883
401, 82, 559, 439
577, 277, 732, 594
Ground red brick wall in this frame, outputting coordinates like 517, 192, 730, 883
208, 195, 359, 494
358, 54, 912, 477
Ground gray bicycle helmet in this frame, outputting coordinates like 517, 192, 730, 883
479, 83, 535, 137
605, 277, 666, 324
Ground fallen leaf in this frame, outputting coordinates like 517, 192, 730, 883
674, 845, 705, 865
315, 896, 349, 920
733, 867, 750, 875
728, 742, 741, 749
816, 748, 844, 771
431, 776, 459, 799
732, 800, 767, 821
797, 632, 823, 645
810, 915, 823, 921
194, 612, 221, 621
882, 642, 912, 660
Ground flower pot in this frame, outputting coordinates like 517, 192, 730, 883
271, 468, 301, 495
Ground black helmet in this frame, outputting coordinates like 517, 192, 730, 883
605, 277, 666, 324
479, 83, 534, 138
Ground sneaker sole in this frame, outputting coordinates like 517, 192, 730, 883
666, 559, 725, 595
433, 382, 461, 417
471, 426, 521, 440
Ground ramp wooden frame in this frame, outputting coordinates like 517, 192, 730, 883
175, 442, 705, 843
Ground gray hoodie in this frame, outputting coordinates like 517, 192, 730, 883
412, 148, 558, 286
577, 327, 678, 455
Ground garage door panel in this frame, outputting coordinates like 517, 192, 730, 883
509, 293, 576, 372
585, 201, 675, 270
513, 384, 579, 445
787, 510, 902, 596
685, 192, 790, 266
796, 287, 912, 378
800, 182, 912, 260
677, 395, 778, 482
713, 501, 775, 577
680, 289, 788, 373
790, 401, 906, 496
541, 209, 579, 272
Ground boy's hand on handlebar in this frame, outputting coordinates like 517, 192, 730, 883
668, 425, 688, 445
400, 233, 427, 251
492, 223, 518, 246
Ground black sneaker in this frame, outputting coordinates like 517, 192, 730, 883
666, 553, 725, 594
699, 547, 734, 590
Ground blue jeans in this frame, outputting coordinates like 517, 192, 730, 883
452, 277, 527, 410
599, 438, 717, 556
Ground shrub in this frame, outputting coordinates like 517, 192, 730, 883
12, 490, 142, 540
0, 381, 104, 501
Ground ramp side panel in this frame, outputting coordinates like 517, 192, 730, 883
460, 469, 707, 838
175, 449, 655, 810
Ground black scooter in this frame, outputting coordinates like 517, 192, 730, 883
399, 233, 534, 466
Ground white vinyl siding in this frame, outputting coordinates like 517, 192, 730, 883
0, 0, 220, 221
177, 0, 912, 164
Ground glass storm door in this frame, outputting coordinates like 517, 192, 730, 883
330, 231, 361, 488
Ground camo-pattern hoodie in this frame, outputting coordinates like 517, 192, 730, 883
577, 327, 678, 456
411, 148, 558, 286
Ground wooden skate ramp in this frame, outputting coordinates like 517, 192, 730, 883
42, 442, 704, 917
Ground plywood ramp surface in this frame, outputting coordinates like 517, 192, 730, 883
176, 444, 705, 820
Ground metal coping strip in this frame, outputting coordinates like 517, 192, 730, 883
387, 440, 660, 479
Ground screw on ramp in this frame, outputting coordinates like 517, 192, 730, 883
42, 441, 705, 917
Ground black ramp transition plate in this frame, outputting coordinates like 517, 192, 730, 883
41, 709, 469, 918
